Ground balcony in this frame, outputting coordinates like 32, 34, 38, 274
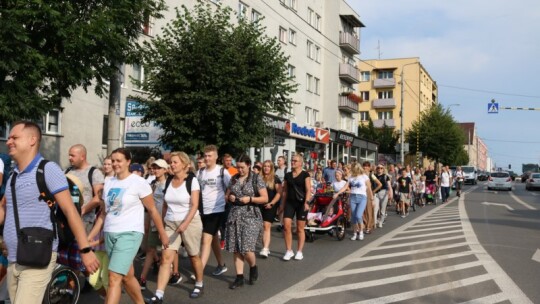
372, 98, 396, 109
373, 78, 396, 88
339, 63, 359, 84
339, 32, 360, 54
373, 119, 395, 128
338, 95, 359, 113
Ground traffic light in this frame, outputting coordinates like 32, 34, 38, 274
509, 164, 511, 169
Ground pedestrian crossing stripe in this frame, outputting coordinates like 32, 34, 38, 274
488, 102, 499, 114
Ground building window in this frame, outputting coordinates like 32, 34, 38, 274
279, 27, 287, 43
359, 111, 370, 121
45, 110, 61, 134
360, 91, 370, 101
378, 91, 393, 99
251, 9, 261, 22
287, 64, 296, 78
313, 109, 319, 124
102, 115, 108, 145
289, 29, 297, 45
132, 64, 144, 90
307, 40, 313, 59
238, 2, 249, 19
308, 8, 314, 26
378, 70, 394, 79
340, 112, 353, 130
142, 16, 154, 36
315, 14, 321, 31
361, 71, 371, 82
306, 74, 313, 92
378, 111, 393, 120
315, 46, 321, 63
305, 107, 312, 124
0, 123, 9, 140
289, 0, 297, 10
314, 77, 320, 95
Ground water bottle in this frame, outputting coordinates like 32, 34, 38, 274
71, 185, 80, 207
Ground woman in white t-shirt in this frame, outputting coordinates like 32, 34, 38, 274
440, 166, 452, 203
102, 148, 169, 304
332, 169, 349, 198
347, 163, 373, 241
150, 152, 204, 302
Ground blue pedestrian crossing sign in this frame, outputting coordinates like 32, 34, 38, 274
488, 101, 499, 114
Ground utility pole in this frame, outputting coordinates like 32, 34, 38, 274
107, 62, 122, 155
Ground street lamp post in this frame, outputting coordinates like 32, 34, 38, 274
400, 62, 418, 165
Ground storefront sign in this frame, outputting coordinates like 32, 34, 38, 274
290, 123, 316, 141
263, 115, 290, 134
315, 128, 330, 144
338, 132, 355, 143
125, 100, 163, 146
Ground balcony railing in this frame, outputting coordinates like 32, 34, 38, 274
339, 63, 359, 84
373, 78, 396, 88
339, 32, 360, 55
372, 98, 396, 109
338, 95, 359, 113
373, 119, 395, 128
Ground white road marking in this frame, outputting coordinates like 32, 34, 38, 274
509, 192, 537, 210
376, 235, 465, 250
399, 223, 462, 234
481, 201, 515, 211
392, 228, 463, 241
459, 292, 508, 304
532, 249, 540, 263
349, 242, 469, 262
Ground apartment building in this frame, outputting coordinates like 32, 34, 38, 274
459, 122, 488, 170
0, 0, 375, 168
357, 57, 438, 164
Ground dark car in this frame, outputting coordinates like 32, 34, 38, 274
478, 171, 489, 181
521, 172, 530, 183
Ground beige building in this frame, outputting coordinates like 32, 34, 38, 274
357, 57, 438, 164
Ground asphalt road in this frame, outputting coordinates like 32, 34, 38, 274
77, 182, 540, 303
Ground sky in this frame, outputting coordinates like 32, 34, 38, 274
347, 0, 540, 173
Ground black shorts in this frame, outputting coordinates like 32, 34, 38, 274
201, 212, 226, 235
260, 204, 279, 223
283, 202, 308, 221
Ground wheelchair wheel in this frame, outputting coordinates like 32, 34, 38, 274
305, 231, 315, 243
43, 265, 81, 304
335, 216, 346, 241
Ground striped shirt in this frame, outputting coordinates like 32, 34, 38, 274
4, 154, 68, 263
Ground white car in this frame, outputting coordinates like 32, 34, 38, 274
487, 171, 512, 191
525, 173, 540, 190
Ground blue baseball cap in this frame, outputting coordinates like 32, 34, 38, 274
129, 163, 144, 174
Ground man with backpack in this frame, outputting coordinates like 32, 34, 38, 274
0, 121, 99, 304
67, 144, 105, 233
197, 145, 231, 277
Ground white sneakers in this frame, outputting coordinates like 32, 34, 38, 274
358, 233, 364, 240
282, 250, 305, 261
351, 232, 364, 241
283, 250, 295, 261
351, 233, 358, 241
259, 248, 270, 258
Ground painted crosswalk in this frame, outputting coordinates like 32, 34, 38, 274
262, 191, 532, 304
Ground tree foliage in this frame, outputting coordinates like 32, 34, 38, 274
134, 4, 297, 154
406, 104, 466, 165
0, 0, 165, 122
358, 119, 399, 154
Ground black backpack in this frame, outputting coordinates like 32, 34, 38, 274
163, 171, 204, 214
37, 160, 82, 249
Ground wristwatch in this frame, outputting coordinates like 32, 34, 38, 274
79, 246, 92, 254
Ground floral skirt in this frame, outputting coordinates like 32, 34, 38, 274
225, 205, 263, 254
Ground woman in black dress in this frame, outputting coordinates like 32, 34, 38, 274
258, 160, 282, 258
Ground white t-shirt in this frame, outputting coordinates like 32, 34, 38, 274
333, 180, 347, 192
0, 158, 4, 175
103, 174, 152, 233
440, 172, 451, 187
164, 177, 200, 221
198, 165, 231, 214
348, 174, 369, 195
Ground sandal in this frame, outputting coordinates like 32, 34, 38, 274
190, 286, 204, 298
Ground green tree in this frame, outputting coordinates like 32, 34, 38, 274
406, 104, 466, 165
358, 119, 398, 154
134, 4, 297, 154
0, 0, 165, 122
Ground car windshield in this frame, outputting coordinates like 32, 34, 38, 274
531, 173, 540, 178
463, 167, 474, 173
491, 173, 509, 178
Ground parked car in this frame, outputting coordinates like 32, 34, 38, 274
487, 171, 512, 191
461, 166, 478, 185
525, 173, 540, 190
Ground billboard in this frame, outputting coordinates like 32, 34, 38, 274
124, 100, 163, 146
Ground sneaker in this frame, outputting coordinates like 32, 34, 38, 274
358, 233, 364, 241
144, 294, 163, 304
378, 221, 383, 228
168, 273, 182, 285
139, 278, 147, 290
212, 264, 228, 276
259, 248, 270, 258
401, 214, 406, 218
350, 233, 358, 241
294, 252, 304, 260
190, 285, 204, 299
190, 274, 196, 281
283, 250, 295, 261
